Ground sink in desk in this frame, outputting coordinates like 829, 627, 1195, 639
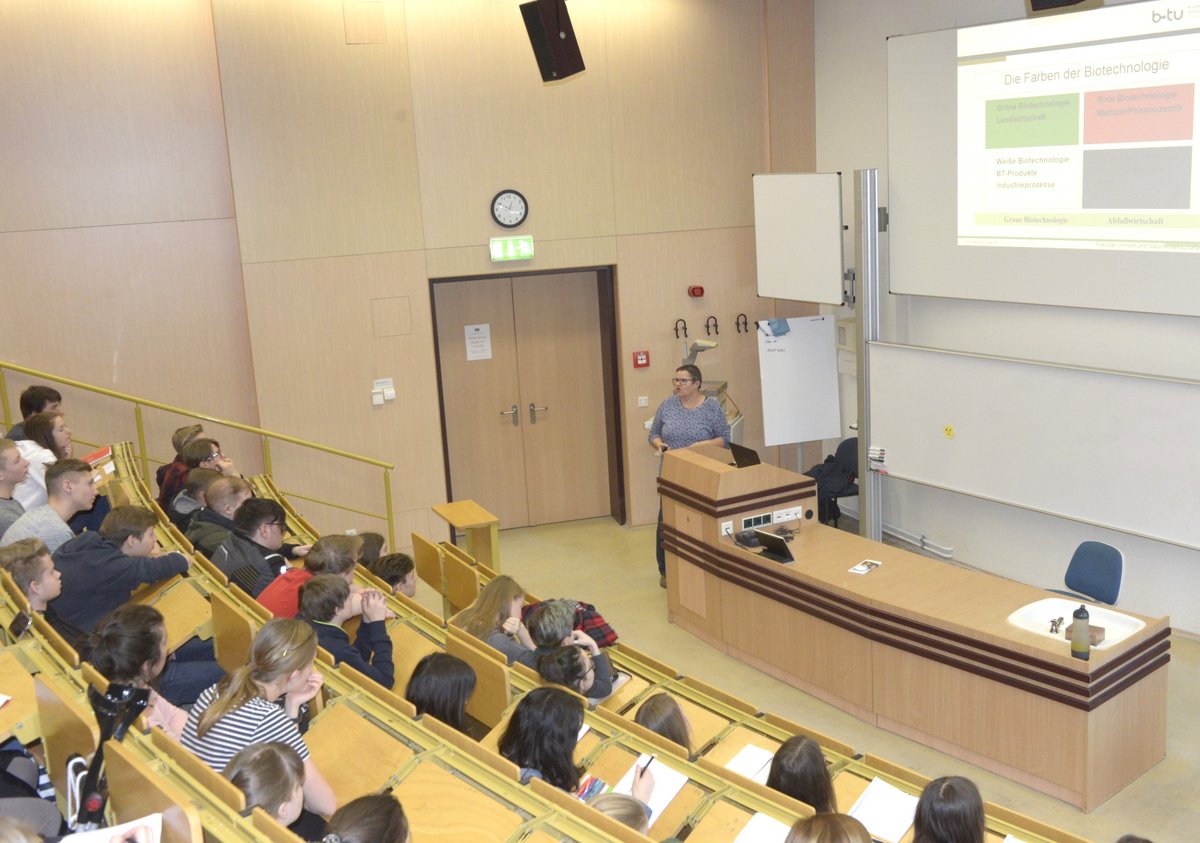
1006, 597, 1145, 650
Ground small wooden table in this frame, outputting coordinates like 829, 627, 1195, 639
432, 500, 500, 572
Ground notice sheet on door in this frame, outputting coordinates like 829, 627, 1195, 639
465, 323, 492, 361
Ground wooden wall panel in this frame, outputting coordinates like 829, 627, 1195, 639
404, 0, 616, 249
240, 251, 446, 530
615, 228, 767, 526
0, 0, 233, 232
212, 0, 424, 263
607, 0, 767, 234
765, 0, 816, 173
0, 221, 260, 454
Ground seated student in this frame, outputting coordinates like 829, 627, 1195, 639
1, 458, 97, 554
186, 475, 253, 557
181, 436, 241, 481
181, 618, 337, 817
0, 538, 81, 642
81, 604, 189, 739
499, 686, 585, 790
452, 574, 535, 665
405, 652, 476, 734
519, 599, 577, 669
224, 743, 306, 829
258, 534, 362, 619
369, 552, 417, 599
12, 410, 73, 511
168, 467, 220, 532
156, 423, 204, 509
298, 574, 394, 689
323, 793, 410, 843
51, 505, 187, 634
767, 736, 836, 814
588, 792, 654, 836
785, 814, 872, 843
211, 498, 309, 597
536, 637, 627, 704
0, 439, 30, 540
913, 776, 985, 843
357, 531, 386, 564
633, 693, 694, 757
522, 596, 619, 649
5, 384, 61, 440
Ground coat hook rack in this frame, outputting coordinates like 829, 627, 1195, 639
705, 316, 719, 336
674, 319, 688, 339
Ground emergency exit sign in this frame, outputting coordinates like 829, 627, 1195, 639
489, 236, 534, 262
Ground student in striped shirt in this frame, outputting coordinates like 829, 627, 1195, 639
181, 618, 336, 818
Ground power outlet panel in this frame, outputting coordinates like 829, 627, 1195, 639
741, 513, 773, 530
720, 521, 734, 536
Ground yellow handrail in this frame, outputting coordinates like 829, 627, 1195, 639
0, 361, 397, 548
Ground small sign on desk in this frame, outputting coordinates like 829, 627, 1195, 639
849, 559, 882, 575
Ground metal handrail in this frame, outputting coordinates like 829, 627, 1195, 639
0, 361, 396, 548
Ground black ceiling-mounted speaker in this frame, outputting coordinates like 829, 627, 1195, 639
520, 0, 585, 82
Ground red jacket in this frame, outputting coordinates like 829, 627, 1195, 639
257, 568, 313, 618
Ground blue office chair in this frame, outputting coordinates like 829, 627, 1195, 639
1050, 541, 1124, 605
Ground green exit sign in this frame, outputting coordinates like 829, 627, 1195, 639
489, 235, 534, 262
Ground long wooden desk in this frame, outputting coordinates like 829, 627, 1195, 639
659, 448, 1170, 811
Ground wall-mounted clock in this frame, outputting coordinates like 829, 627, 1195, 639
491, 189, 529, 228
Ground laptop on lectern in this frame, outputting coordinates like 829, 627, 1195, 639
753, 529, 794, 564
729, 442, 761, 468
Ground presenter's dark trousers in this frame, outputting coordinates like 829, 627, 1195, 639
656, 502, 666, 576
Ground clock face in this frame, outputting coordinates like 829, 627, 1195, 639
491, 189, 528, 228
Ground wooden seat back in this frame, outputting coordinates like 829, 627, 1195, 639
104, 738, 205, 843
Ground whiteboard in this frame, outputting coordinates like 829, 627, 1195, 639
757, 316, 841, 446
868, 342, 1200, 549
753, 173, 844, 305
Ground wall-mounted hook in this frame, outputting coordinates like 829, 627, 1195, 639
735, 313, 749, 333
705, 316, 719, 336
674, 319, 688, 339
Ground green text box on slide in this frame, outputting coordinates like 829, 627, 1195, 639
986, 94, 1080, 148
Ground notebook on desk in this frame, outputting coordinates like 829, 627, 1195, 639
753, 529, 793, 563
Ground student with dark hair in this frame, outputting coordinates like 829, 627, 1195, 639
2, 458, 97, 553
81, 604, 189, 738
181, 619, 336, 817
5, 384, 61, 440
357, 531, 386, 563
168, 467, 219, 532
633, 693, 693, 756
0, 440, 30, 540
186, 474, 253, 557
370, 552, 417, 598
322, 793, 409, 843
212, 498, 309, 596
913, 776, 986, 843
536, 634, 625, 703
12, 412, 74, 511
405, 652, 476, 733
181, 436, 239, 478
258, 534, 361, 619
767, 736, 837, 814
156, 423, 204, 508
224, 743, 306, 828
297, 573, 394, 689
498, 686, 586, 790
784, 814, 872, 843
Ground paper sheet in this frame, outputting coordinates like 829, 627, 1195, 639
63, 813, 162, 842
724, 743, 774, 785
733, 812, 792, 843
612, 753, 688, 826
847, 777, 919, 843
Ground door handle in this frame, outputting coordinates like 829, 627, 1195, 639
500, 404, 519, 426
529, 403, 549, 424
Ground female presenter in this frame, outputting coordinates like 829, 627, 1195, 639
648, 365, 731, 587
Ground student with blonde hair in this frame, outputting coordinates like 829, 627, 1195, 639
224, 742, 306, 828
452, 574, 534, 664
181, 618, 336, 817
784, 813, 872, 843
588, 792, 651, 834
634, 693, 694, 756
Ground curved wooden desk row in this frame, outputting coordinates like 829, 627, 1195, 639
659, 447, 1171, 812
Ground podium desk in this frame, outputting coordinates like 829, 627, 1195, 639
658, 448, 1170, 811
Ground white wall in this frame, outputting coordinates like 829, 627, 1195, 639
814, 0, 1200, 633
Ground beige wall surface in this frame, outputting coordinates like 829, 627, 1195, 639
4, 0, 819, 538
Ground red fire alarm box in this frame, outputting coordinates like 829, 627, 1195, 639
632, 350, 650, 368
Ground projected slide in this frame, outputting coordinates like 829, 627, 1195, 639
958, 5, 1200, 253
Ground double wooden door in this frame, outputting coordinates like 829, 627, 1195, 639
434, 272, 610, 529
